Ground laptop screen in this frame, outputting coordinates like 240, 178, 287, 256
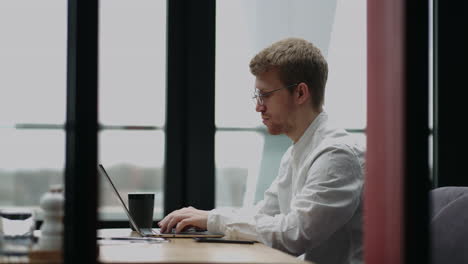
98, 164, 142, 233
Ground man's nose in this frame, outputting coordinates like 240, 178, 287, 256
256, 103, 265, 112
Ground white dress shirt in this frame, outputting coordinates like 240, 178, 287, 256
207, 112, 365, 264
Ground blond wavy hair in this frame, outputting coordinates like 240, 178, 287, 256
249, 38, 328, 110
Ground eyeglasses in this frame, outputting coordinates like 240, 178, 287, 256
252, 83, 299, 106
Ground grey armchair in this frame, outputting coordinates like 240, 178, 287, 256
430, 186, 468, 264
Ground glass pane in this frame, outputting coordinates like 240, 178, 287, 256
215, 0, 366, 129
215, 131, 264, 207
324, 0, 367, 129
0, 128, 64, 207
98, 130, 165, 220
0, 1, 67, 125
254, 134, 291, 203
99, 0, 166, 126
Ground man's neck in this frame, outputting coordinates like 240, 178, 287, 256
288, 108, 322, 144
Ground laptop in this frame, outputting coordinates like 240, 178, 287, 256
98, 164, 223, 238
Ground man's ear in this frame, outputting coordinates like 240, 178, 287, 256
296, 82, 310, 105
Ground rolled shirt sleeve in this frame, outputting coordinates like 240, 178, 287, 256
208, 152, 285, 240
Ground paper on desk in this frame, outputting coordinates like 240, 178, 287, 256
98, 240, 133, 245
97, 236, 168, 244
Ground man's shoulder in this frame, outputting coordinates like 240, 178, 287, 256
308, 131, 365, 169
317, 128, 364, 151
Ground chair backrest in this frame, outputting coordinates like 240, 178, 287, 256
430, 186, 468, 264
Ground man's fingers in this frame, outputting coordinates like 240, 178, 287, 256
175, 218, 193, 233
164, 216, 179, 233
158, 215, 172, 232
158, 207, 203, 233
158, 208, 184, 232
165, 214, 190, 233
159, 212, 178, 232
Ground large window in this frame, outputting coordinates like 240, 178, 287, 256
1, 0, 373, 221
0, 0, 67, 210
0, 0, 167, 221
98, 0, 167, 220
215, 0, 367, 207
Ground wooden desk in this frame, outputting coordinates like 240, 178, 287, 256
1, 229, 311, 264
98, 229, 310, 264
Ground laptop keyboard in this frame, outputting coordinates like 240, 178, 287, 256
140, 228, 158, 235
140, 227, 204, 236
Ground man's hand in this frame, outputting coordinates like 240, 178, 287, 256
158, 206, 209, 233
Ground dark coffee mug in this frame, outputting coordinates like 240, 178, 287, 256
128, 192, 155, 230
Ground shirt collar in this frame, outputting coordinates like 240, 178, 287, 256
291, 111, 328, 162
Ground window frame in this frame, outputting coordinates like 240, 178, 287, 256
6, 0, 449, 262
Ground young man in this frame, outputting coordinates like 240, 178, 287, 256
158, 38, 365, 264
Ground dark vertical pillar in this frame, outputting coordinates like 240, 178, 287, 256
184, 0, 216, 211
404, 1, 430, 263
165, 0, 187, 215
165, 0, 216, 214
435, 1, 468, 187
65, 1, 98, 263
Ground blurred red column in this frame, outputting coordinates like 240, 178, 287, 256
366, 0, 405, 263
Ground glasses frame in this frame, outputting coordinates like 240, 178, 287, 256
252, 83, 299, 106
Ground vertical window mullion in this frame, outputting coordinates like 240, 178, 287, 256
404, 1, 430, 263
434, 0, 468, 187
64, 1, 98, 263
185, 0, 216, 210
165, 0, 188, 214
165, 0, 216, 213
